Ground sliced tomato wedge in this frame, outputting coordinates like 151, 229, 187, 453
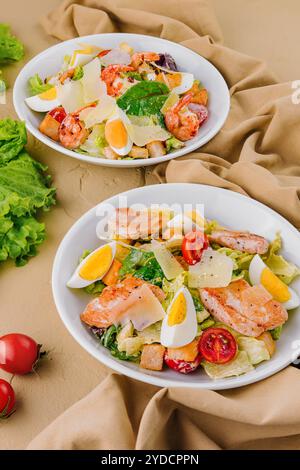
182, 230, 209, 265
164, 353, 202, 374
49, 106, 67, 124
198, 327, 237, 364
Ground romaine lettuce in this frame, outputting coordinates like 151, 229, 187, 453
263, 233, 300, 285
0, 119, 27, 164
28, 74, 53, 96
202, 351, 254, 379
79, 124, 107, 156
237, 336, 270, 365
0, 24, 24, 63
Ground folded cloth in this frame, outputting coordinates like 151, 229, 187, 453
28, 369, 300, 450
28, 0, 300, 450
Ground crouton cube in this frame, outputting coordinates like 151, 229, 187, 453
140, 344, 165, 371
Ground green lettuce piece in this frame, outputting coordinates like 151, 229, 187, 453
202, 351, 254, 379
119, 248, 164, 286
197, 317, 215, 331
101, 325, 139, 362
238, 337, 270, 365
162, 272, 187, 309
79, 124, 107, 156
72, 65, 84, 81
0, 216, 46, 266
0, 152, 56, 215
120, 71, 143, 81
204, 219, 220, 235
0, 24, 24, 63
166, 136, 184, 153
28, 73, 53, 96
0, 119, 27, 164
270, 325, 282, 341
137, 321, 162, 344
263, 233, 300, 284
117, 81, 169, 117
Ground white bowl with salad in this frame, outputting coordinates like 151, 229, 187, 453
13, 33, 230, 167
52, 184, 300, 389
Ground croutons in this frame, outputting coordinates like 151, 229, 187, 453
146, 141, 166, 158
166, 339, 199, 362
39, 114, 60, 141
140, 344, 165, 371
103, 146, 118, 160
128, 145, 149, 159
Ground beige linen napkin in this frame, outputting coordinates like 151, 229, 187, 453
28, 0, 300, 449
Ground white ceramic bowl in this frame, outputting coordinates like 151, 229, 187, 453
52, 183, 300, 389
13, 33, 230, 168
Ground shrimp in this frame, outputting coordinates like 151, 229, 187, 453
164, 92, 200, 141
59, 68, 75, 84
130, 52, 160, 69
209, 230, 269, 254
200, 279, 288, 336
101, 64, 135, 96
59, 114, 88, 150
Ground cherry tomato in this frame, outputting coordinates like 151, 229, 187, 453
98, 49, 111, 58
0, 333, 41, 375
182, 230, 209, 265
198, 327, 237, 364
0, 379, 15, 418
49, 106, 67, 123
164, 353, 202, 374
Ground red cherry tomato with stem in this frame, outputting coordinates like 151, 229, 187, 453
0, 333, 42, 375
199, 327, 237, 364
182, 230, 209, 265
0, 379, 15, 418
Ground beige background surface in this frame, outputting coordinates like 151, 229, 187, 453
0, 0, 299, 450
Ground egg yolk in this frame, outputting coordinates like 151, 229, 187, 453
105, 119, 128, 149
261, 267, 291, 303
168, 292, 187, 326
39, 87, 57, 100
79, 245, 113, 281
167, 73, 182, 89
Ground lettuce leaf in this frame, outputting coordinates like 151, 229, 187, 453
0, 24, 24, 63
117, 81, 169, 116
79, 124, 107, 157
0, 119, 27, 164
263, 233, 300, 284
202, 351, 254, 379
237, 336, 270, 365
166, 136, 184, 153
28, 73, 53, 96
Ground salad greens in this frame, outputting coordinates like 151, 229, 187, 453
28, 73, 53, 96
119, 247, 164, 286
263, 233, 300, 285
0, 24, 24, 64
117, 81, 169, 117
0, 119, 55, 266
0, 118, 27, 164
101, 325, 140, 361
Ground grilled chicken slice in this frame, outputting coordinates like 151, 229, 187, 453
209, 230, 269, 254
200, 280, 287, 336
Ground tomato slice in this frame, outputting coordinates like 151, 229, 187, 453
182, 230, 209, 265
49, 106, 67, 123
198, 327, 237, 364
164, 353, 202, 374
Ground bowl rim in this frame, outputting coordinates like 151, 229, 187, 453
52, 183, 300, 389
13, 32, 230, 168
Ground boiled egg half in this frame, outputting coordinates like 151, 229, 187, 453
105, 108, 133, 156
249, 254, 300, 310
160, 287, 197, 348
25, 87, 60, 112
67, 242, 116, 288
